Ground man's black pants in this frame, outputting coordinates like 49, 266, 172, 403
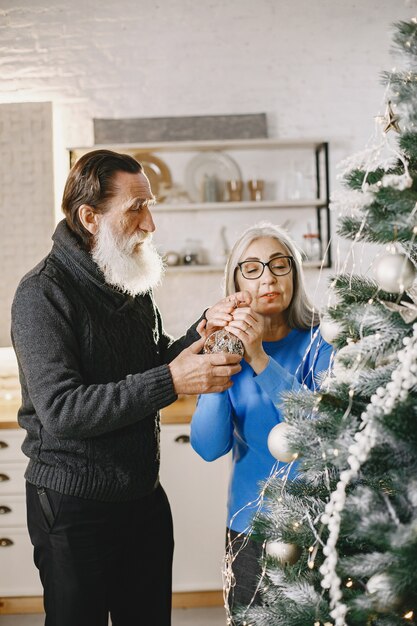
26, 481, 174, 626
226, 528, 263, 612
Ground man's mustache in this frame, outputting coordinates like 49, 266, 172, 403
121, 230, 152, 253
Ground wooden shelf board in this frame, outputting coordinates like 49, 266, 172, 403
0, 590, 223, 613
152, 199, 327, 212
69, 138, 327, 154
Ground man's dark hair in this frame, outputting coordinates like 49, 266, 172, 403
62, 149, 143, 248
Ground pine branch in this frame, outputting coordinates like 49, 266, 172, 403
339, 551, 395, 578
352, 363, 397, 396
344, 168, 386, 190
399, 131, 417, 160
391, 20, 417, 58
337, 214, 417, 245
331, 274, 400, 304
382, 71, 417, 107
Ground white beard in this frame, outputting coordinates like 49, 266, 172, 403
91, 217, 165, 296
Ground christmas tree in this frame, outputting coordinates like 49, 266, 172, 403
229, 19, 417, 626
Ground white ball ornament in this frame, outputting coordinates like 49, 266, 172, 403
373, 252, 416, 293
267, 422, 298, 463
332, 345, 359, 384
366, 572, 402, 612
319, 316, 344, 345
265, 540, 302, 565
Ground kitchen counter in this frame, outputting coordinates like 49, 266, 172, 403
0, 400, 20, 429
0, 395, 197, 429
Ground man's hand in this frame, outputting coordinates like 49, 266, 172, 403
168, 336, 242, 395
204, 290, 252, 332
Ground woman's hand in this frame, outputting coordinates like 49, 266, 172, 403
204, 291, 252, 332
226, 306, 269, 374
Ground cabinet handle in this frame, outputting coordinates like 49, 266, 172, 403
0, 505, 11, 515
0, 441, 8, 449
0, 474, 10, 482
0, 538, 14, 547
174, 434, 190, 444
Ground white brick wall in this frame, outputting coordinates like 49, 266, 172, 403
0, 102, 55, 346
0, 0, 415, 339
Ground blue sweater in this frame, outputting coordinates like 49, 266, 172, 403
190, 327, 333, 533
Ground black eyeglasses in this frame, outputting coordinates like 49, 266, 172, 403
237, 256, 293, 280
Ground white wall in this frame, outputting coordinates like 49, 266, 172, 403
1, 0, 416, 338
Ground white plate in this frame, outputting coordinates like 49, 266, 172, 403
184, 151, 241, 202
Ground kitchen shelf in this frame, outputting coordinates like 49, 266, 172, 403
165, 265, 223, 273
165, 260, 326, 274
153, 198, 327, 212
69, 138, 327, 158
68, 137, 331, 267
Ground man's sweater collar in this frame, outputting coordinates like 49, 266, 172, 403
51, 219, 139, 308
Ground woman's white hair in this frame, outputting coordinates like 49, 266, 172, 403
223, 221, 320, 330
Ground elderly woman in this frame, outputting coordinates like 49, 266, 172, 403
190, 222, 333, 611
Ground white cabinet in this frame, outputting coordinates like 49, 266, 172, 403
69, 138, 331, 269
0, 427, 42, 596
0, 421, 230, 602
159, 423, 230, 592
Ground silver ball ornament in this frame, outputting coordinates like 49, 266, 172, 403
332, 345, 359, 384
319, 316, 343, 345
267, 422, 298, 463
366, 572, 402, 612
373, 252, 416, 293
265, 540, 302, 565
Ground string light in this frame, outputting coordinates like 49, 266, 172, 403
307, 538, 320, 570
345, 578, 353, 588
404, 610, 414, 620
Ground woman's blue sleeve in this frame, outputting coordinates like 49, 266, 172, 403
254, 333, 334, 401
190, 391, 234, 462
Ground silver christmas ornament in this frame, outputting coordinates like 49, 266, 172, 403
373, 252, 416, 293
267, 422, 298, 463
366, 572, 403, 612
203, 329, 244, 356
265, 540, 302, 565
319, 315, 343, 346
331, 343, 363, 383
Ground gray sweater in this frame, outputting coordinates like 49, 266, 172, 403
11, 220, 200, 501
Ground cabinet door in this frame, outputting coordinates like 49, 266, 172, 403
0, 462, 26, 495
0, 526, 42, 596
0, 428, 25, 462
159, 423, 230, 592
0, 494, 26, 527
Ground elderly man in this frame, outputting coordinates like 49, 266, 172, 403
11, 149, 247, 626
